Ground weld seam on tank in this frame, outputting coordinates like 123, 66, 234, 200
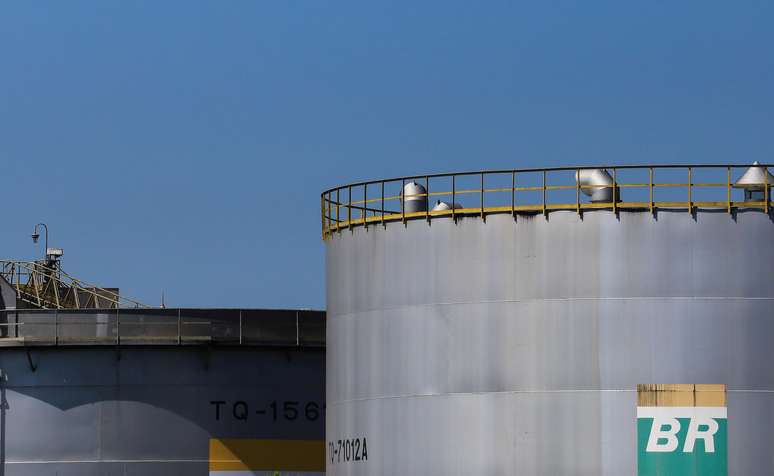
327, 295, 774, 319
328, 388, 774, 407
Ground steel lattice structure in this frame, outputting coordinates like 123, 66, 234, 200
0, 259, 148, 309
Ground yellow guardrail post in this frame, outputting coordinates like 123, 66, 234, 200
649, 167, 654, 214
612, 168, 618, 216
690, 166, 693, 206
727, 167, 732, 213
575, 168, 580, 216
480, 173, 485, 220
363, 184, 368, 228
511, 171, 516, 220
426, 176, 431, 224
401, 179, 406, 225
542, 170, 547, 218
381, 181, 385, 228
327, 193, 332, 236
452, 175, 457, 223
336, 189, 341, 234
348, 185, 352, 231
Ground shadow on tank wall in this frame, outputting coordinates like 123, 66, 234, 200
0, 345, 325, 428
0, 345, 325, 473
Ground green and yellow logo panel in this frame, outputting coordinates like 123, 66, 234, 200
637, 384, 727, 476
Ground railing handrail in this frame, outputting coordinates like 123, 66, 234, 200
321, 163, 774, 195
0, 308, 325, 348
321, 163, 773, 239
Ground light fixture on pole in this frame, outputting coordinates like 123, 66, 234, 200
31, 223, 49, 260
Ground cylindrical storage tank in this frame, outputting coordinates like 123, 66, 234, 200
323, 165, 774, 475
0, 308, 326, 475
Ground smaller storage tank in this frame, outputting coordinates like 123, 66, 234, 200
0, 308, 326, 475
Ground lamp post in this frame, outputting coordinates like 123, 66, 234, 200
31, 223, 48, 260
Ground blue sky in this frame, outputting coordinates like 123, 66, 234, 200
2, 1, 773, 308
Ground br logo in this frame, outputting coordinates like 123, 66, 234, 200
637, 384, 727, 476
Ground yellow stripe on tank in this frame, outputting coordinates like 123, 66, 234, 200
209, 438, 325, 472
637, 384, 726, 407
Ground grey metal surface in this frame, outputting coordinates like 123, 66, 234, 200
402, 182, 427, 213
575, 168, 615, 202
0, 344, 325, 474
325, 209, 774, 475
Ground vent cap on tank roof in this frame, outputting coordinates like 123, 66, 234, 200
401, 182, 428, 213
431, 201, 461, 212
734, 161, 773, 201
575, 168, 620, 203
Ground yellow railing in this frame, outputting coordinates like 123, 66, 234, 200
320, 164, 773, 239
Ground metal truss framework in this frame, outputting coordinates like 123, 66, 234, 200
0, 260, 148, 309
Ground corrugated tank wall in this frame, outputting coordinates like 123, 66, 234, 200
325, 209, 774, 475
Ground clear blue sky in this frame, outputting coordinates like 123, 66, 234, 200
2, 1, 773, 308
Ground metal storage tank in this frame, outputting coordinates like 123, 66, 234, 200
322, 164, 774, 475
0, 308, 326, 475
